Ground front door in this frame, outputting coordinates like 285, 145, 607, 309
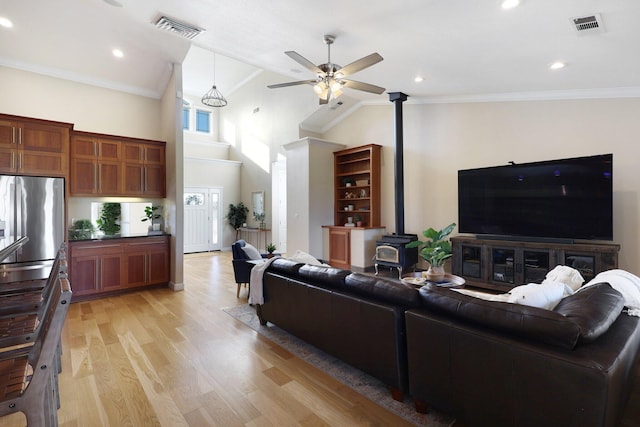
184, 187, 222, 253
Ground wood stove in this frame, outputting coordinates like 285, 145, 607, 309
375, 234, 418, 278
374, 92, 418, 279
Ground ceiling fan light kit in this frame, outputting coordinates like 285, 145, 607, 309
268, 34, 385, 105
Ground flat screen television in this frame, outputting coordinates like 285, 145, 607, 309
458, 154, 613, 242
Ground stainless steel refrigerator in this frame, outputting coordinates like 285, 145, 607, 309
0, 175, 65, 283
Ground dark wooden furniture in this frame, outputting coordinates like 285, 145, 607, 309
0, 266, 71, 425
68, 235, 170, 300
70, 131, 166, 197
451, 236, 620, 292
0, 114, 71, 177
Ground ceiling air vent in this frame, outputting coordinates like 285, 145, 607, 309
571, 14, 605, 35
154, 15, 204, 40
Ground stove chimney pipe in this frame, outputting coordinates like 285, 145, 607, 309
388, 92, 409, 235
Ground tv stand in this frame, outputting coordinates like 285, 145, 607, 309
451, 236, 620, 292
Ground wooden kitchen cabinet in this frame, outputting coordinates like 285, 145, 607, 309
68, 241, 126, 297
0, 114, 71, 177
70, 131, 165, 197
122, 141, 166, 197
70, 132, 123, 195
124, 237, 170, 287
69, 235, 170, 300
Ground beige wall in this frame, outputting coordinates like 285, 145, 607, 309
322, 98, 640, 274
0, 66, 162, 139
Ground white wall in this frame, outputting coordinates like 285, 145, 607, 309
322, 98, 640, 274
218, 69, 322, 245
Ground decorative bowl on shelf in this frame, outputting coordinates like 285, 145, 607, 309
401, 273, 426, 286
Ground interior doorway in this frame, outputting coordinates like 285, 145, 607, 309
184, 187, 222, 253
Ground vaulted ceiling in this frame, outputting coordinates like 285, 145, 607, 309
2, 0, 640, 106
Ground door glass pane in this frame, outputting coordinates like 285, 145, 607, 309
184, 193, 204, 206
565, 254, 595, 281
211, 191, 219, 246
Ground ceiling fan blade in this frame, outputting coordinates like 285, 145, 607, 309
267, 80, 317, 89
285, 51, 323, 74
341, 79, 386, 95
336, 53, 383, 77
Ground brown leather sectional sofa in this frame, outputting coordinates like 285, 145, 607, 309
256, 259, 640, 426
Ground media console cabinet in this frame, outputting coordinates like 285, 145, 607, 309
451, 236, 620, 292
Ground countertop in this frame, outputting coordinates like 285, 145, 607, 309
68, 232, 169, 242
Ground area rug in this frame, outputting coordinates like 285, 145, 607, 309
223, 304, 455, 426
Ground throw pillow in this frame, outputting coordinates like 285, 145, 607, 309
241, 243, 262, 260
543, 265, 584, 292
287, 250, 328, 266
507, 282, 566, 310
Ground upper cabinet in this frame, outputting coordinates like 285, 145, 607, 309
70, 131, 165, 197
0, 114, 71, 177
122, 141, 166, 197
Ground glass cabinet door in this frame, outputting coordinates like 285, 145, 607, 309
523, 250, 550, 283
492, 248, 515, 284
461, 245, 482, 278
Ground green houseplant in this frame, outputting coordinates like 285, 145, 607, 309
69, 219, 95, 240
96, 202, 121, 236
254, 211, 266, 229
266, 242, 277, 258
141, 205, 162, 234
407, 222, 456, 282
227, 202, 249, 240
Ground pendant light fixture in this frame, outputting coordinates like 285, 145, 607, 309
201, 53, 227, 107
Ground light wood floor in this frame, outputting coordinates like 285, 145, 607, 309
0, 251, 415, 427
1, 250, 639, 426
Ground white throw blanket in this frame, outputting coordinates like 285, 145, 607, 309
580, 269, 640, 317
247, 257, 278, 305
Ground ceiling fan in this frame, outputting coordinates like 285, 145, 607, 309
268, 34, 385, 105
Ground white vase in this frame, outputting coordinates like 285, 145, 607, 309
426, 265, 446, 282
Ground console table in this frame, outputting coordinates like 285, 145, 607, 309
239, 227, 271, 252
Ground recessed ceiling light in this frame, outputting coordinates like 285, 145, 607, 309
414, 76, 424, 83
0, 16, 14, 28
501, 0, 520, 9
549, 61, 565, 70
112, 48, 124, 58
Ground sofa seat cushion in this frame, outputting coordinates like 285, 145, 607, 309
555, 282, 624, 343
344, 273, 421, 308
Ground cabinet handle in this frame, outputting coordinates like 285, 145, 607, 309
78, 244, 120, 250
18, 128, 22, 145
95, 163, 99, 192
18, 153, 22, 170
11, 152, 15, 169
11, 127, 16, 144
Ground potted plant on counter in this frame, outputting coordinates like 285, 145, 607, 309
96, 202, 121, 236
69, 219, 95, 240
407, 222, 456, 282
141, 205, 163, 234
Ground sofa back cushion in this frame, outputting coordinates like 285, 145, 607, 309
554, 282, 624, 343
344, 273, 421, 308
267, 258, 304, 277
419, 282, 625, 349
297, 264, 351, 290
419, 285, 582, 349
